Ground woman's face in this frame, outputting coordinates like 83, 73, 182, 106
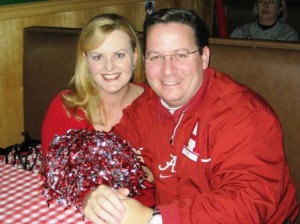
86, 30, 137, 95
257, 0, 282, 25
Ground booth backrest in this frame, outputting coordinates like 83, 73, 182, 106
23, 27, 300, 210
23, 26, 81, 140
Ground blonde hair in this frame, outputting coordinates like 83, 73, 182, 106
63, 14, 145, 125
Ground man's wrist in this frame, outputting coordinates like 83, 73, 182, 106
148, 208, 162, 224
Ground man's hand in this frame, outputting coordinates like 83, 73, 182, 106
119, 196, 153, 224
83, 185, 130, 224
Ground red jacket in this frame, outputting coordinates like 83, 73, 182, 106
41, 90, 155, 208
114, 68, 299, 223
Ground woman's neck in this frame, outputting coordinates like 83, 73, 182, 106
101, 84, 132, 110
94, 83, 143, 131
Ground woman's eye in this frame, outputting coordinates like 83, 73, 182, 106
92, 55, 103, 61
115, 52, 125, 59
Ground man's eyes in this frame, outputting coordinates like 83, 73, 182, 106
149, 55, 161, 61
148, 53, 189, 61
175, 53, 188, 58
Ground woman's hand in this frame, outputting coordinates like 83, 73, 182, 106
83, 185, 130, 224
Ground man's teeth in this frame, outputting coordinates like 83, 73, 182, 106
163, 80, 181, 85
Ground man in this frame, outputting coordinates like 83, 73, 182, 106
84, 8, 299, 224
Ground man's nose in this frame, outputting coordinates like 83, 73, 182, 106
161, 56, 177, 76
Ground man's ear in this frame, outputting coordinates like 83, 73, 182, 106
201, 46, 210, 70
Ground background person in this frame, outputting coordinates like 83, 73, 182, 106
145, 1, 154, 17
230, 0, 299, 41
83, 8, 299, 224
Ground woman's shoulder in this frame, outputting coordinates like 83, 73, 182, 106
49, 90, 70, 105
131, 82, 145, 96
128, 83, 156, 108
132, 83, 155, 99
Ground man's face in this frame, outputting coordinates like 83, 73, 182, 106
144, 23, 209, 108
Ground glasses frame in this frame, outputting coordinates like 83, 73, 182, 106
145, 49, 201, 64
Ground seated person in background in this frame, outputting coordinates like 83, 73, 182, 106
83, 8, 299, 224
230, 0, 299, 41
41, 13, 154, 207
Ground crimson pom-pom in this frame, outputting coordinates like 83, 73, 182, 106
41, 129, 147, 208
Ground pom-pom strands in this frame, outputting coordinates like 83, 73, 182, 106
41, 129, 147, 208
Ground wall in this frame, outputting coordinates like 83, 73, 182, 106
0, 0, 177, 147
177, 0, 215, 34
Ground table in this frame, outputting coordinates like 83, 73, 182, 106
0, 163, 92, 224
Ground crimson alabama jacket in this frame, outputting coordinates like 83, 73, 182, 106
114, 68, 299, 224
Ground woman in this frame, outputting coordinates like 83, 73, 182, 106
230, 0, 299, 41
41, 13, 154, 208
42, 13, 145, 153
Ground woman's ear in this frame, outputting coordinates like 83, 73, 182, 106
83, 52, 88, 61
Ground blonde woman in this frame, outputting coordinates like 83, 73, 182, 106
42, 13, 145, 153
41, 14, 154, 208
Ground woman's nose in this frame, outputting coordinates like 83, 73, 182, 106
104, 57, 115, 71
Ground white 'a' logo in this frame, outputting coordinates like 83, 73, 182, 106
158, 154, 177, 178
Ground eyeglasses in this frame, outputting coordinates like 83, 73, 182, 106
258, 0, 276, 4
145, 49, 200, 64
